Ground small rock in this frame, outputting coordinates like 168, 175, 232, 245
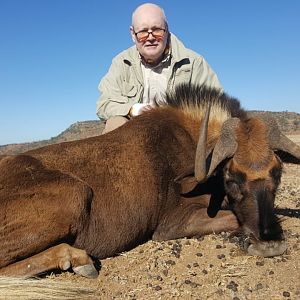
171, 243, 182, 258
196, 252, 203, 257
283, 291, 290, 297
154, 285, 162, 291
165, 260, 176, 266
155, 246, 163, 252
292, 243, 300, 250
226, 281, 238, 292
172, 243, 182, 251
256, 283, 263, 290
191, 282, 200, 288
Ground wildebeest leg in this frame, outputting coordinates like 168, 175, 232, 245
153, 195, 239, 241
0, 155, 96, 277
0, 243, 97, 278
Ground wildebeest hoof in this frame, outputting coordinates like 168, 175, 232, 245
73, 264, 99, 278
247, 240, 287, 257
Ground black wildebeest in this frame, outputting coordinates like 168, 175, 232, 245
0, 84, 299, 278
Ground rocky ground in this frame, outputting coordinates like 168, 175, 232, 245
43, 135, 300, 300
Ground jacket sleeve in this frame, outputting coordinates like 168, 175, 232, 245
190, 57, 223, 92
96, 57, 137, 121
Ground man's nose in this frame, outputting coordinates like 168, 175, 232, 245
147, 32, 156, 40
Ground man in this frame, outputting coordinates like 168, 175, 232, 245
97, 3, 222, 134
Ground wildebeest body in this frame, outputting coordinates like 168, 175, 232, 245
0, 84, 299, 277
0, 109, 208, 263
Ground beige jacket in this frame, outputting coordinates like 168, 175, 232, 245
96, 34, 222, 120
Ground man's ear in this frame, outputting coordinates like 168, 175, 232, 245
130, 26, 136, 43
174, 168, 198, 194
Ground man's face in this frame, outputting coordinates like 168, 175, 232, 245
130, 8, 168, 65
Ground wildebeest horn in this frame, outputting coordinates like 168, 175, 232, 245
206, 118, 240, 178
256, 113, 300, 161
194, 104, 211, 182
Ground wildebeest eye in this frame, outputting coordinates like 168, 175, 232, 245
270, 166, 282, 186
224, 170, 246, 202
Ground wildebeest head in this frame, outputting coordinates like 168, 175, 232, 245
193, 111, 300, 257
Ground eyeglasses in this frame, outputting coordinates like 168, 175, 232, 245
134, 28, 166, 42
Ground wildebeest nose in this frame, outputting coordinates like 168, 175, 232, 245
247, 240, 287, 257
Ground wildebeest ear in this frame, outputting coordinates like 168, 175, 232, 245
255, 113, 300, 164
174, 169, 198, 194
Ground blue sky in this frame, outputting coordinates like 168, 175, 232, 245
0, 0, 299, 145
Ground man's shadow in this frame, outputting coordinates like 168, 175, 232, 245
275, 208, 300, 219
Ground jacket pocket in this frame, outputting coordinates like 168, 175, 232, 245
121, 84, 138, 98
174, 66, 191, 79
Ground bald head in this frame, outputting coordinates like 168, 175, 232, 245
132, 3, 167, 29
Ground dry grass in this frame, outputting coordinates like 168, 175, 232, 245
0, 276, 99, 300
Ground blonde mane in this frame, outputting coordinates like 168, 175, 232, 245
164, 84, 246, 124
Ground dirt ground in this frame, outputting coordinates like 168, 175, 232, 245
42, 134, 299, 300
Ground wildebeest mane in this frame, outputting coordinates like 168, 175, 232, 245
165, 84, 247, 120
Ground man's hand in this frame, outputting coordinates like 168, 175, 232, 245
129, 103, 155, 117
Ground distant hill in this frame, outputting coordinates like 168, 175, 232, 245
0, 120, 104, 155
248, 111, 300, 133
0, 111, 299, 155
